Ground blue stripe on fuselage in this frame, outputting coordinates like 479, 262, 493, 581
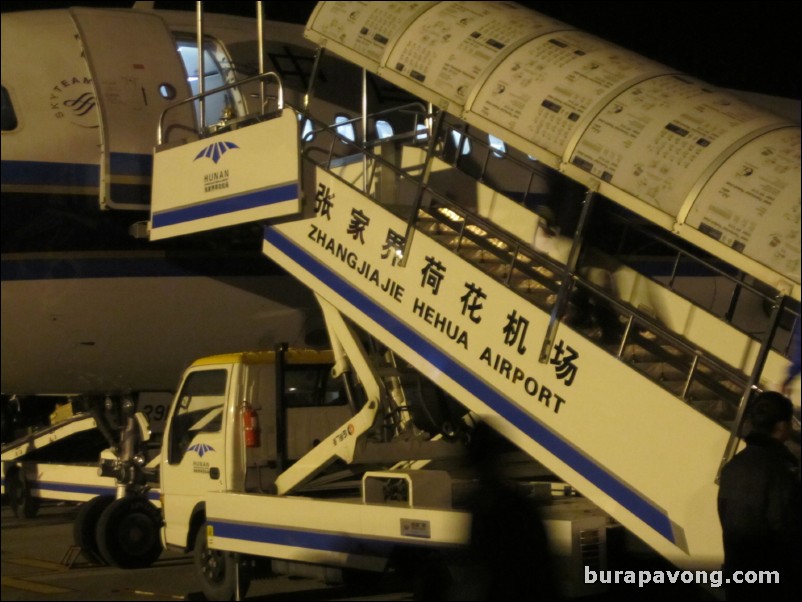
2, 154, 152, 186
1, 160, 100, 187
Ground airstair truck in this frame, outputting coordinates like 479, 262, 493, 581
150, 1, 799, 600
150, 29, 607, 601
157, 298, 608, 601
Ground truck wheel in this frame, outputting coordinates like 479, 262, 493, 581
73, 495, 114, 564
194, 522, 251, 601
96, 496, 163, 569
6, 468, 40, 519
413, 553, 455, 601
342, 568, 384, 592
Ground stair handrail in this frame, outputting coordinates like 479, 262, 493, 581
427, 119, 800, 359
603, 212, 800, 341
302, 125, 751, 406
157, 70, 285, 145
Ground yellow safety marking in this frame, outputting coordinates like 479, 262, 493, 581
6, 558, 69, 572
1, 575, 72, 594
131, 590, 185, 599
110, 174, 152, 185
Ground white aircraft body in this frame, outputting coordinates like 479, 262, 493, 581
1, 6, 337, 423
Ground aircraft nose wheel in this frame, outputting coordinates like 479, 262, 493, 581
73, 495, 114, 564
95, 496, 163, 569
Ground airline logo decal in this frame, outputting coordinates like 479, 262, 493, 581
188, 443, 215, 457
50, 76, 98, 128
194, 141, 239, 164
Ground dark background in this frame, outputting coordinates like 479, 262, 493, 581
2, 1, 800, 100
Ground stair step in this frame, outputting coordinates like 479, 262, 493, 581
510, 276, 550, 293
416, 217, 456, 235
413, 201, 746, 430
687, 398, 737, 423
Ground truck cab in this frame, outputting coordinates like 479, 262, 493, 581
160, 349, 351, 550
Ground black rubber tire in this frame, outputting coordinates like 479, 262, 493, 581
73, 495, 114, 564
342, 567, 384, 593
96, 496, 163, 569
413, 553, 456, 601
6, 468, 40, 519
194, 522, 250, 601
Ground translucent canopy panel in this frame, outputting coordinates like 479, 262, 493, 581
683, 127, 800, 287
381, 2, 565, 108
306, 1, 567, 109
568, 76, 787, 215
305, 2, 436, 71
306, 1, 800, 297
468, 29, 671, 168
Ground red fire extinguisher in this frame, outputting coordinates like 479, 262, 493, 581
242, 402, 260, 448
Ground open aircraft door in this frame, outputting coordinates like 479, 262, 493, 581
69, 7, 195, 211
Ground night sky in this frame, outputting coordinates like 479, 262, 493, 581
2, 1, 799, 100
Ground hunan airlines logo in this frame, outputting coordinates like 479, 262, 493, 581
195, 142, 239, 193
188, 443, 215, 457
194, 141, 239, 164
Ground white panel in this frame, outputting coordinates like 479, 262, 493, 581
383, 1, 564, 108
685, 127, 801, 285
305, 1, 436, 71
70, 8, 194, 209
468, 30, 670, 158
569, 75, 786, 216
263, 168, 730, 565
150, 111, 300, 240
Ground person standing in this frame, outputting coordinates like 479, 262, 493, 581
717, 391, 801, 601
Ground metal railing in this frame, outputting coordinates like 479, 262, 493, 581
429, 120, 800, 356
157, 71, 285, 145
603, 212, 800, 352
298, 108, 761, 428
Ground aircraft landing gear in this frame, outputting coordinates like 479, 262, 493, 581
95, 496, 163, 569
73, 495, 114, 564
72, 494, 162, 569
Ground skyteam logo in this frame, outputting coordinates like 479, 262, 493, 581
49, 75, 98, 129
188, 443, 215, 457
194, 141, 239, 164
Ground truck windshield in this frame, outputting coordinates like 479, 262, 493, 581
168, 369, 228, 464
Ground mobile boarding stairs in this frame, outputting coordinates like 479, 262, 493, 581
150, 84, 798, 573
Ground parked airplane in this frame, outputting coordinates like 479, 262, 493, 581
0, 0, 797, 577
2, 2, 798, 441
0, 4, 346, 435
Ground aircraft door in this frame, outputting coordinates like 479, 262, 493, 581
69, 8, 195, 211
161, 366, 230, 548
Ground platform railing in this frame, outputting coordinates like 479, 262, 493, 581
296, 108, 765, 430
157, 71, 285, 145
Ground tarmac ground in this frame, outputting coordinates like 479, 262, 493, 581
1, 499, 411, 601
